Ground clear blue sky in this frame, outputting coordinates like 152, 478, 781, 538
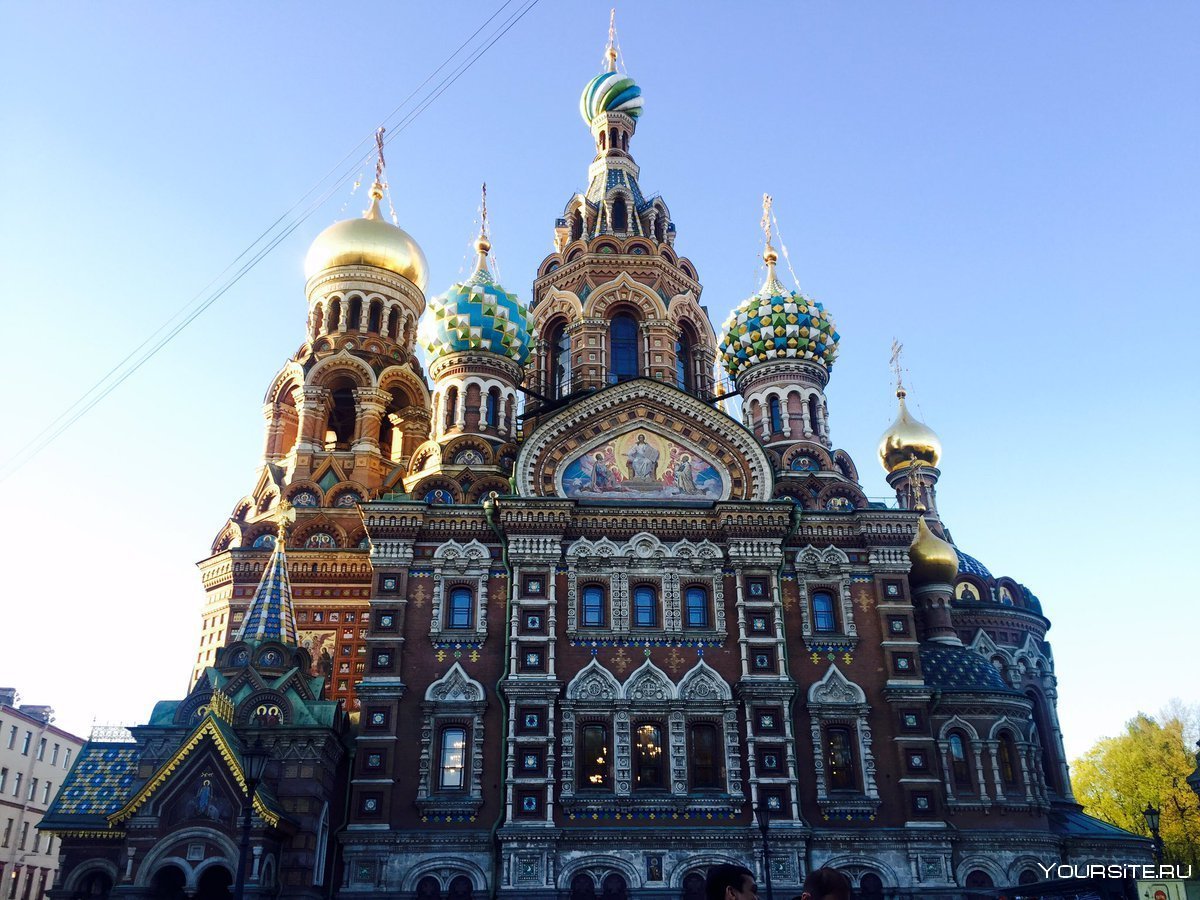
1, 2, 1196, 763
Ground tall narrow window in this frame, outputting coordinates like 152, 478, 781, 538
998, 735, 1018, 789
812, 591, 837, 633
447, 587, 473, 629
444, 386, 458, 433
685, 586, 709, 628
633, 585, 658, 627
949, 732, 973, 792
582, 585, 606, 627
610, 314, 640, 383
552, 323, 572, 398
675, 332, 693, 391
347, 296, 362, 330
768, 396, 783, 434
439, 726, 467, 790
579, 724, 610, 790
826, 726, 856, 790
611, 197, 628, 232
808, 394, 820, 434
485, 388, 499, 428
634, 723, 666, 790
689, 723, 722, 790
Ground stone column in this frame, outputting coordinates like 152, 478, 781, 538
352, 388, 390, 453
296, 386, 330, 454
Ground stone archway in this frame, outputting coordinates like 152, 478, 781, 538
194, 865, 232, 900
149, 865, 187, 900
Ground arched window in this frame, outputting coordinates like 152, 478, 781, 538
325, 382, 357, 449
997, 734, 1019, 789
684, 586, 709, 628
688, 723, 722, 790
447, 876, 473, 900
1017, 869, 1039, 885
826, 725, 856, 790
1027, 691, 1061, 793
569, 211, 583, 243
634, 723, 665, 790
582, 585, 606, 627
447, 587, 473, 629
485, 387, 500, 429
326, 298, 341, 333
579, 724, 610, 790
964, 870, 994, 900
948, 731, 973, 792
438, 726, 467, 790
633, 585, 658, 627
808, 394, 820, 434
551, 323, 572, 398
368, 299, 382, 333
611, 197, 628, 233
768, 396, 784, 434
444, 386, 458, 433
347, 295, 363, 330
859, 873, 884, 900
681, 873, 706, 900
601, 873, 628, 900
812, 591, 837, 633
675, 331, 693, 391
416, 876, 442, 899
599, 131, 607, 150
610, 314, 640, 383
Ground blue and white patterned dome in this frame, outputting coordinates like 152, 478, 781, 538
718, 251, 839, 379
418, 238, 532, 367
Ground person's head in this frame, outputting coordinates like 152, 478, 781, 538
705, 864, 757, 900
795, 867, 852, 900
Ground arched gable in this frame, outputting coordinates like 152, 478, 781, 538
515, 379, 773, 501
425, 662, 485, 703
677, 660, 731, 702
583, 271, 667, 320
566, 658, 622, 702
622, 658, 675, 702
808, 664, 867, 705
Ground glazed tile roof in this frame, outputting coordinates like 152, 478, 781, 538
955, 548, 993, 580
39, 742, 141, 832
919, 644, 1019, 695
234, 539, 297, 645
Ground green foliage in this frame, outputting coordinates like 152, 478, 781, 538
1071, 703, 1200, 868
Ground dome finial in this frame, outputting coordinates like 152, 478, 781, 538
473, 182, 492, 270
890, 338, 906, 399
605, 8, 619, 73
365, 126, 387, 220
759, 193, 785, 294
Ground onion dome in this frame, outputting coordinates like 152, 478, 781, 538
580, 43, 643, 125
304, 180, 429, 290
418, 234, 532, 367
908, 516, 959, 587
717, 244, 840, 379
878, 388, 942, 474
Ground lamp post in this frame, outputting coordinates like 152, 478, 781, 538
754, 802, 775, 900
233, 739, 271, 900
1142, 802, 1163, 865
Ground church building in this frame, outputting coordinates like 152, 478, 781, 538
41, 24, 1148, 900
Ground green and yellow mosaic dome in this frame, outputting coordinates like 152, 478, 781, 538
580, 69, 643, 125
418, 239, 532, 367
718, 260, 840, 379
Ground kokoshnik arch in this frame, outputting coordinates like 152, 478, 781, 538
39, 22, 1150, 900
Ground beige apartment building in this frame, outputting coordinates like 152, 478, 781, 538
0, 690, 83, 900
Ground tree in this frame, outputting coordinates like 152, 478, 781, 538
1071, 702, 1200, 868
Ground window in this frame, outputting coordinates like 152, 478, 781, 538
997, 735, 1019, 789
18, 821, 28, 850
768, 396, 783, 434
949, 732, 973, 792
64, 749, 72, 768
812, 591, 837, 633
684, 586, 709, 629
447, 587, 473, 629
826, 726, 856, 790
634, 723, 666, 791
582, 585, 606, 627
609, 314, 640, 382
20, 732, 31, 755
26, 778, 37, 802
633, 585, 658, 628
0, 769, 6, 792
12, 773, 21, 797
675, 333, 693, 391
485, 388, 499, 428
6, 726, 15, 749
579, 724, 610, 790
2, 818, 10, 848
438, 727, 467, 790
36, 739, 45, 761
444, 385, 458, 432
551, 323, 572, 399
689, 723, 722, 790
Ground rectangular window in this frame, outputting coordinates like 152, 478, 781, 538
63, 749, 72, 768
41, 781, 51, 805
13, 773, 22, 797
811, 590, 837, 633
0, 768, 6, 792
438, 726, 467, 791
447, 587, 473, 629
579, 723, 611, 791
826, 725, 857, 791
2, 818, 11, 847
689, 723, 722, 790
20, 732, 31, 755
582, 585, 606, 627
36, 739, 45, 762
26, 778, 37, 802
634, 723, 666, 791
18, 821, 28, 850
684, 586, 709, 629
633, 585, 658, 628
6, 726, 15, 749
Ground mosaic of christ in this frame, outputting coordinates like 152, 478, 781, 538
561, 431, 723, 500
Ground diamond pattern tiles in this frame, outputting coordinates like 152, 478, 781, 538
919, 644, 1018, 694
718, 280, 839, 378
234, 539, 298, 646
41, 743, 139, 829
419, 266, 532, 367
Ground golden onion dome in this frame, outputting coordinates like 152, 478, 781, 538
878, 388, 942, 474
303, 181, 428, 290
908, 516, 959, 587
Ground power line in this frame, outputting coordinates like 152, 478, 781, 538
0, 0, 542, 484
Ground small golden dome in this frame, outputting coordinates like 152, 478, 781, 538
878, 388, 942, 474
303, 182, 428, 290
908, 517, 959, 586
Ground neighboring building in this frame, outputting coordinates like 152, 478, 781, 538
44, 24, 1151, 900
0, 690, 84, 900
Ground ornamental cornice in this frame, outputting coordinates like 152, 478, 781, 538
737, 358, 830, 392
305, 266, 426, 312
428, 351, 524, 384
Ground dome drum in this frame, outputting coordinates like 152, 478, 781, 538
428, 350, 525, 385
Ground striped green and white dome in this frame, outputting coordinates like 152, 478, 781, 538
580, 69, 643, 125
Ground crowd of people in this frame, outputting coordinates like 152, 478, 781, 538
704, 864, 852, 900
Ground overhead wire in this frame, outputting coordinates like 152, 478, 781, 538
0, 0, 542, 483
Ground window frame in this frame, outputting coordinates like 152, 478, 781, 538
632, 584, 659, 628
684, 585, 710, 629
948, 731, 974, 793
825, 724, 858, 791
688, 721, 723, 791
446, 586, 474, 630
581, 584, 607, 628
811, 590, 838, 633
768, 395, 784, 434
609, 313, 641, 383
633, 722, 667, 792
437, 724, 469, 792
578, 722, 612, 792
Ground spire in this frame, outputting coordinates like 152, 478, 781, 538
469, 182, 494, 283
364, 127, 387, 222
605, 8, 619, 73
235, 509, 298, 646
760, 193, 786, 294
